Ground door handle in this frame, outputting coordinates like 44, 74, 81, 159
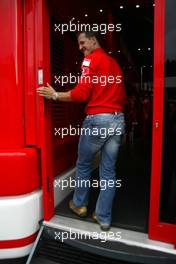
155, 121, 159, 128
38, 69, 43, 85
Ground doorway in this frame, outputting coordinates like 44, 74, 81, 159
46, 0, 154, 233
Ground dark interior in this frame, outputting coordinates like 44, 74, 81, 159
47, 0, 155, 232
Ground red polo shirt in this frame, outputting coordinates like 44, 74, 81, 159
70, 48, 127, 115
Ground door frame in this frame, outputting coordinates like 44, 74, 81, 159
27, 0, 176, 241
149, 0, 176, 244
24, 0, 54, 220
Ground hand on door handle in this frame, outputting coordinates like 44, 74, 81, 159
37, 83, 58, 100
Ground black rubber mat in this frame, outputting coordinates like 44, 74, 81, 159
32, 257, 57, 264
34, 236, 128, 264
55, 140, 151, 232
0, 257, 28, 264
31, 228, 176, 264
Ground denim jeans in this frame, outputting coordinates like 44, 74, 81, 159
73, 112, 125, 224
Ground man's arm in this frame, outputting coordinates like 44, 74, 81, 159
37, 75, 93, 102
55, 91, 72, 101
37, 83, 73, 102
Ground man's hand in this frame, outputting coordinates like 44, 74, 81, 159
37, 83, 57, 100
37, 82, 73, 102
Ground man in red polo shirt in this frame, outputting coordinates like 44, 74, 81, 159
37, 31, 127, 230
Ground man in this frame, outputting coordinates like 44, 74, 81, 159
37, 31, 127, 231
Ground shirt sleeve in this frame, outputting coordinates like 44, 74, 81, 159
70, 60, 95, 102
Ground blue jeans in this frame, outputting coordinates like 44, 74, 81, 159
73, 112, 125, 224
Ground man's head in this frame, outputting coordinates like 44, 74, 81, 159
77, 31, 101, 57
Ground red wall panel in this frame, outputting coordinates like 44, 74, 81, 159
0, 0, 24, 148
0, 148, 40, 195
0, 0, 41, 196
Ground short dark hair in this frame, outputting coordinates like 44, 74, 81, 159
77, 30, 100, 42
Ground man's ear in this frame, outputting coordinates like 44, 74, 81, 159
92, 36, 97, 45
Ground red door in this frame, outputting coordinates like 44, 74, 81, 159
24, 0, 54, 220
149, 0, 176, 244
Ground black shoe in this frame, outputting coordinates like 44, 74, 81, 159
92, 212, 111, 231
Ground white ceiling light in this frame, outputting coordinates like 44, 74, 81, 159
99, 9, 103, 12
136, 5, 140, 8
120, 6, 124, 9
85, 14, 88, 17
138, 48, 141, 51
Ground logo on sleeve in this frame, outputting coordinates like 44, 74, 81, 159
82, 67, 90, 75
82, 59, 91, 67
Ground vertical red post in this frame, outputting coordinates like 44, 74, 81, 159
149, 0, 176, 244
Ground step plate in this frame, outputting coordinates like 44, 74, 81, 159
41, 215, 176, 264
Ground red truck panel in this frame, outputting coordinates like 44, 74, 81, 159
0, 148, 40, 195
0, 0, 24, 149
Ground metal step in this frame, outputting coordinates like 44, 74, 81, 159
40, 215, 176, 264
26, 215, 176, 264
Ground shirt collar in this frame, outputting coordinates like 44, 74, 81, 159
91, 48, 103, 54
85, 48, 104, 59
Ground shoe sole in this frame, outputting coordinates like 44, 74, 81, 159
92, 213, 110, 231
